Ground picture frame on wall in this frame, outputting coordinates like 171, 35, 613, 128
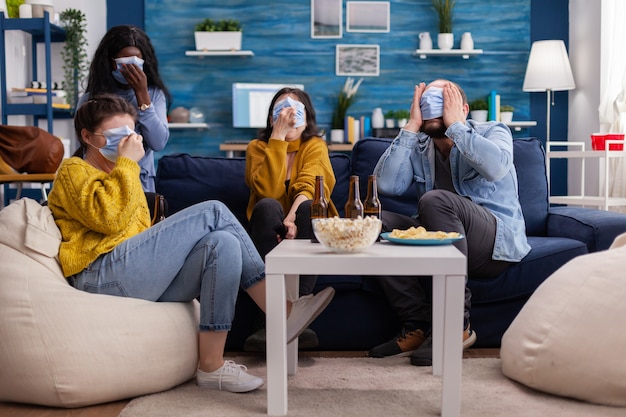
346, 1, 390, 33
311, 0, 342, 39
336, 44, 380, 77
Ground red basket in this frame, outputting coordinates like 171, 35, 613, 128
590, 133, 625, 151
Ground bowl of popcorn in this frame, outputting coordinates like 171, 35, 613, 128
312, 216, 382, 253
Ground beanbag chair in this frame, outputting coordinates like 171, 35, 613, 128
501, 232, 626, 406
0, 198, 199, 407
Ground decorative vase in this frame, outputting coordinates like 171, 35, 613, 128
437, 33, 454, 51
419, 32, 432, 50
330, 129, 345, 143
371, 108, 384, 129
460, 32, 474, 51
194, 31, 242, 51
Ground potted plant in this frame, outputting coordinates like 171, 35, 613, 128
395, 109, 410, 128
500, 105, 514, 124
384, 110, 396, 128
469, 98, 488, 122
59, 8, 89, 112
330, 77, 363, 143
432, 0, 456, 50
194, 18, 242, 51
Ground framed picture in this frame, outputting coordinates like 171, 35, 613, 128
336, 44, 380, 77
311, 0, 342, 39
346, 2, 390, 33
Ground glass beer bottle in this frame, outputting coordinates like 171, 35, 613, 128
363, 174, 381, 219
344, 175, 364, 219
310, 175, 328, 243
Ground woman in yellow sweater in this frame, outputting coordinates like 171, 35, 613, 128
47, 94, 334, 394
244, 88, 338, 351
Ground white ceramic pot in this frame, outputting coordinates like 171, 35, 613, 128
385, 119, 395, 128
500, 111, 513, 124
371, 108, 384, 129
437, 33, 454, 50
194, 31, 242, 51
470, 110, 488, 122
397, 119, 408, 128
330, 129, 345, 143
460, 32, 474, 51
419, 32, 432, 50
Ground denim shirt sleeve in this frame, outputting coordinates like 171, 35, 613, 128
374, 129, 423, 196
445, 121, 514, 182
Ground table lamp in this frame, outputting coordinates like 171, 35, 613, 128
522, 40, 576, 143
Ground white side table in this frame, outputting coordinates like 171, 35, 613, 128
265, 240, 466, 417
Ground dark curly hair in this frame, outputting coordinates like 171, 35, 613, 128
257, 88, 320, 142
84, 25, 171, 107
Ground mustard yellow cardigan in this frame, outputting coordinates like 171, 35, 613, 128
47, 156, 151, 277
245, 137, 338, 220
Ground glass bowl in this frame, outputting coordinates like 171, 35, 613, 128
312, 216, 382, 253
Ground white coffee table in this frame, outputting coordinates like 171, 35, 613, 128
265, 240, 466, 417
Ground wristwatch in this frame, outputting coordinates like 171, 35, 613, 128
139, 103, 151, 111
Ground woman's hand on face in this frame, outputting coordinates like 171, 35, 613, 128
118, 132, 145, 162
403, 83, 426, 133
271, 107, 297, 140
121, 63, 148, 93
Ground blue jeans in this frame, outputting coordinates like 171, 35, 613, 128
70, 201, 265, 332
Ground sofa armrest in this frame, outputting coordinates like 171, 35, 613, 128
547, 206, 626, 252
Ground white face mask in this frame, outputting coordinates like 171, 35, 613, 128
272, 97, 306, 128
112, 56, 145, 85
91, 125, 135, 162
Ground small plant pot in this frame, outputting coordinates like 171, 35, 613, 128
385, 119, 395, 128
500, 111, 513, 124
330, 129, 345, 143
397, 118, 408, 128
470, 110, 488, 122
437, 33, 454, 50
194, 31, 242, 51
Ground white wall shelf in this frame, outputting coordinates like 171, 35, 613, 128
414, 49, 483, 59
168, 122, 210, 130
185, 50, 254, 57
505, 121, 537, 131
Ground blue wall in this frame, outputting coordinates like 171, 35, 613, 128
107, 0, 569, 193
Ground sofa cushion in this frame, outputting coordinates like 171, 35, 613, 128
0, 198, 199, 408
513, 137, 549, 236
156, 154, 250, 226
156, 152, 353, 224
501, 232, 626, 406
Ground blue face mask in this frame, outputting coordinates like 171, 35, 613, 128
112, 56, 145, 85
272, 97, 306, 128
93, 125, 135, 162
420, 87, 444, 120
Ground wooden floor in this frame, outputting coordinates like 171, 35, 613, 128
0, 349, 499, 417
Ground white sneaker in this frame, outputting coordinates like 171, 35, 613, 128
286, 286, 335, 344
196, 360, 264, 393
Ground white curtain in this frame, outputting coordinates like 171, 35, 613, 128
598, 0, 626, 212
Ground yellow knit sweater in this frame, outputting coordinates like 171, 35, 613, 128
245, 137, 338, 219
47, 156, 151, 277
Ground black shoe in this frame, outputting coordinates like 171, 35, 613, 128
243, 328, 320, 352
367, 329, 426, 358
410, 325, 477, 366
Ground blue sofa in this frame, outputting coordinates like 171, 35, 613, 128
155, 137, 626, 349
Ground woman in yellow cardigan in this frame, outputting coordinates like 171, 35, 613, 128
244, 87, 338, 351
47, 94, 334, 393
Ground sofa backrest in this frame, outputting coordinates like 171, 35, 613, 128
156, 152, 353, 227
350, 136, 549, 237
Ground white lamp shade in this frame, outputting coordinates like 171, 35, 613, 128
523, 40, 576, 92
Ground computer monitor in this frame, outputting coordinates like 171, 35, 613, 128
232, 83, 305, 128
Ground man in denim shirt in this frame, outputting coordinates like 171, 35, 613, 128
368, 80, 531, 366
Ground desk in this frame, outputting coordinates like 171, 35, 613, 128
219, 142, 354, 158
546, 141, 626, 210
265, 240, 466, 416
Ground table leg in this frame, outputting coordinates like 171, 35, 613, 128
440, 274, 464, 417
266, 273, 288, 416
286, 274, 299, 375
432, 275, 444, 376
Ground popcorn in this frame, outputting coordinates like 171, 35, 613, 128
312, 216, 382, 253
